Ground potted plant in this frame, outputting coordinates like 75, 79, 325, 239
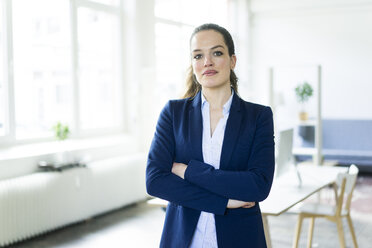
52, 122, 70, 164
294, 81, 313, 121
53, 122, 70, 141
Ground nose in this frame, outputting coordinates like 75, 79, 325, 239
203, 54, 213, 67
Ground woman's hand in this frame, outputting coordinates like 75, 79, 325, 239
172, 162, 187, 179
227, 199, 255, 209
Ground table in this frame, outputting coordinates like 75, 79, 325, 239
148, 165, 348, 248
260, 164, 347, 247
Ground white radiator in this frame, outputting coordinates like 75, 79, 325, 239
0, 154, 147, 247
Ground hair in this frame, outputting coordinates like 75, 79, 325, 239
183, 23, 238, 99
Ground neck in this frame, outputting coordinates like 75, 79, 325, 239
202, 83, 232, 109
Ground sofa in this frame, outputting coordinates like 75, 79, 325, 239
322, 119, 372, 172
295, 119, 372, 172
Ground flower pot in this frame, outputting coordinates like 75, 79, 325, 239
299, 111, 308, 121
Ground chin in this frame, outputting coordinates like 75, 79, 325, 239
201, 81, 229, 89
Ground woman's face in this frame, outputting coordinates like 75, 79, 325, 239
190, 30, 236, 90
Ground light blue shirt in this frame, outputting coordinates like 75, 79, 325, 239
189, 90, 234, 248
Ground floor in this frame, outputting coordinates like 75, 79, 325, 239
8, 174, 372, 248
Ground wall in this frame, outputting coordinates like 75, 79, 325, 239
250, 0, 372, 119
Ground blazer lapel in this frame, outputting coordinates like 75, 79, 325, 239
189, 92, 204, 162
220, 93, 242, 170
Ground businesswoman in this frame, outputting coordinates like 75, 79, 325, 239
146, 23, 275, 248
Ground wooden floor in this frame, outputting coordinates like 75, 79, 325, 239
8, 174, 372, 248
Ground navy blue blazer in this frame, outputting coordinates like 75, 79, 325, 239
146, 91, 275, 248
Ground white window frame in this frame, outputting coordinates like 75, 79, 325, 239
0, 0, 16, 146
0, 0, 127, 147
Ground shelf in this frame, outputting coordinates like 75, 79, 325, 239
297, 119, 317, 126
270, 65, 322, 165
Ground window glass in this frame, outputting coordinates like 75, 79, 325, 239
154, 0, 180, 22
12, 0, 72, 139
181, 0, 229, 26
154, 0, 229, 109
154, 22, 191, 105
77, 7, 122, 130
89, 0, 120, 6
155, 0, 228, 26
0, 0, 5, 136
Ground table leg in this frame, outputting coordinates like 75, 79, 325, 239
262, 214, 272, 248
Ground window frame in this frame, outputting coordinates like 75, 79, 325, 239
0, 0, 16, 146
0, 0, 127, 147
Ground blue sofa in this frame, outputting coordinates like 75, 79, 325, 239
295, 119, 372, 172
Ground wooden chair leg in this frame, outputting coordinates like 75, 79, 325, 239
346, 215, 358, 248
306, 217, 315, 248
336, 218, 346, 248
293, 214, 304, 248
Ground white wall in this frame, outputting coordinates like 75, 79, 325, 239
250, 0, 372, 119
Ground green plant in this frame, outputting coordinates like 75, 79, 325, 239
295, 82, 313, 103
53, 122, 70, 141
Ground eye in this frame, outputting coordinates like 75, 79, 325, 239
193, 54, 202, 60
213, 51, 223, 56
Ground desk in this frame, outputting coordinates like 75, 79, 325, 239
148, 165, 347, 248
261, 165, 347, 247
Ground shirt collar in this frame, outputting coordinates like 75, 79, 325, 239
201, 89, 234, 116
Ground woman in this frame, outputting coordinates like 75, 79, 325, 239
146, 23, 275, 248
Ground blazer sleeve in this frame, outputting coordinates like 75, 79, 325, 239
184, 106, 275, 202
146, 101, 228, 215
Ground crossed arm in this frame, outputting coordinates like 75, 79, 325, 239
171, 162, 255, 209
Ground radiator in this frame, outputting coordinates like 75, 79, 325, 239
0, 154, 147, 247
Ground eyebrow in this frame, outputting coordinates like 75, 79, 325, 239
192, 45, 225, 53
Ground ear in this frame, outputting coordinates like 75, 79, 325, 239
230, 55, 237, 70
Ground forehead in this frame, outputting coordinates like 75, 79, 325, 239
190, 30, 226, 51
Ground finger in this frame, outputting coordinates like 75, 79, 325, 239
243, 203, 255, 208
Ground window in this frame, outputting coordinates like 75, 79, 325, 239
0, 0, 124, 143
77, 7, 122, 130
89, 0, 120, 6
0, 0, 6, 136
154, 23, 192, 103
12, 0, 72, 139
154, 0, 229, 108
155, 0, 229, 26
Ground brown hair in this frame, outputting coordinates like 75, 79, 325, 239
183, 23, 238, 99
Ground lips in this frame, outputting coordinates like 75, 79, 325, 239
202, 70, 218, 76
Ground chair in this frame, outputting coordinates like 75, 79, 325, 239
275, 128, 294, 178
292, 164, 359, 248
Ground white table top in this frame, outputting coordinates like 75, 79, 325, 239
260, 164, 348, 216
